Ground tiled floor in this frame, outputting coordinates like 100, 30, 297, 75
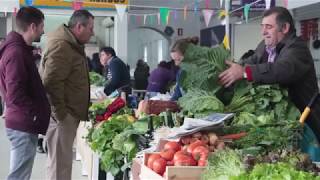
0, 117, 88, 180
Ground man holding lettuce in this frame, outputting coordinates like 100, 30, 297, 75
219, 7, 320, 142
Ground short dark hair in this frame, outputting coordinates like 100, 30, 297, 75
100, 47, 116, 57
68, 10, 94, 28
171, 36, 199, 55
263, 7, 296, 34
16, 7, 44, 32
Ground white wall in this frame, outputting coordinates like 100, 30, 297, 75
128, 28, 169, 71
233, 20, 262, 60
128, 10, 201, 70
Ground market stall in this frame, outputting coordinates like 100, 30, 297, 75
80, 44, 320, 180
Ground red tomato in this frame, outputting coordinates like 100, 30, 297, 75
174, 155, 197, 166
173, 150, 188, 162
160, 149, 175, 161
198, 159, 207, 166
164, 141, 181, 152
187, 140, 204, 154
152, 158, 167, 175
192, 146, 209, 161
147, 154, 161, 169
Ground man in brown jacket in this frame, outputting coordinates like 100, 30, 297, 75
39, 10, 94, 180
219, 7, 320, 142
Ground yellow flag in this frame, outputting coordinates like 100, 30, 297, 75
218, 10, 227, 19
223, 35, 230, 50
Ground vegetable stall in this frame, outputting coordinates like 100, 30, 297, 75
82, 44, 320, 180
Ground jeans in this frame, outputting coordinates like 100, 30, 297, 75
5, 128, 38, 180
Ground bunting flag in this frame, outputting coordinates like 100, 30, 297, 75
144, 15, 147, 25
244, 4, 251, 23
115, 4, 127, 22
160, 8, 169, 25
130, 15, 135, 25
218, 10, 227, 19
137, 16, 142, 25
184, 5, 188, 20
25, 0, 33, 6
283, 0, 288, 8
202, 9, 214, 27
72, 1, 83, 10
223, 34, 230, 50
157, 13, 161, 25
265, 0, 272, 9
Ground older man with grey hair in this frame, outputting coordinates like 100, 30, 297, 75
40, 9, 94, 180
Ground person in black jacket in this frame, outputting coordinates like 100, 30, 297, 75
99, 47, 131, 95
219, 7, 320, 141
134, 59, 149, 90
91, 52, 103, 75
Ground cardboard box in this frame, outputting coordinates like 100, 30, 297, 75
140, 153, 205, 180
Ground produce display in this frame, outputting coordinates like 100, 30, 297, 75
89, 72, 106, 86
84, 43, 319, 180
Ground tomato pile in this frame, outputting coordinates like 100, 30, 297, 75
146, 131, 226, 176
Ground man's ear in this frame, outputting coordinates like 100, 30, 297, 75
281, 22, 290, 34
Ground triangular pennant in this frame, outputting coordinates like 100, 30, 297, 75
115, 4, 127, 22
144, 15, 147, 25
218, 10, 227, 19
25, 0, 33, 6
159, 8, 169, 25
157, 13, 161, 25
265, 0, 272, 9
130, 15, 135, 25
244, 4, 251, 23
184, 5, 188, 20
283, 0, 288, 8
202, 9, 214, 27
167, 11, 170, 25
72, 1, 83, 10
223, 34, 230, 50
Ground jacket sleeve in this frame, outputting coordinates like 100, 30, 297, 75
5, 51, 33, 108
40, 41, 72, 121
104, 60, 121, 95
170, 70, 182, 101
248, 42, 312, 84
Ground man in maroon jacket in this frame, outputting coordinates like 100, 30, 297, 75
0, 7, 50, 180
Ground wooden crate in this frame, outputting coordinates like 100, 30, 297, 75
140, 153, 205, 180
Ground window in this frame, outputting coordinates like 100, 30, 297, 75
143, 46, 148, 62
158, 40, 163, 62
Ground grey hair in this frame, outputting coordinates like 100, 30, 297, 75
68, 9, 94, 28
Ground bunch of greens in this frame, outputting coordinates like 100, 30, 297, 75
202, 149, 246, 180
178, 89, 224, 118
88, 115, 133, 175
89, 72, 106, 86
227, 121, 302, 154
88, 99, 112, 120
180, 44, 230, 92
232, 162, 320, 180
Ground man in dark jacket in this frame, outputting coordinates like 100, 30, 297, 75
219, 7, 320, 141
99, 47, 131, 95
0, 7, 50, 180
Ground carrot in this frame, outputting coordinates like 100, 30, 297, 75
220, 132, 247, 140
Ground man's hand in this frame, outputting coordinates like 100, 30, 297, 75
219, 60, 244, 87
